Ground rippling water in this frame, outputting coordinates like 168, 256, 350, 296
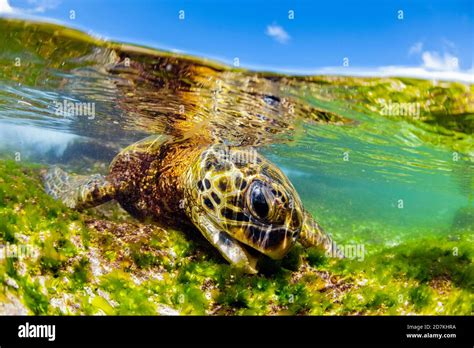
0, 18, 472, 252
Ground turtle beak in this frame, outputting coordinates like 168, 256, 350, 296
263, 229, 296, 260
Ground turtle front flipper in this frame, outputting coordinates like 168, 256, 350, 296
299, 211, 344, 259
43, 166, 115, 209
194, 213, 259, 274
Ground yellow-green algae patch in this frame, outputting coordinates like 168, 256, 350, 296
0, 159, 472, 315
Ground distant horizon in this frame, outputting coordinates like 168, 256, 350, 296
1, 0, 473, 83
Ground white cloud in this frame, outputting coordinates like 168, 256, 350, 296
312, 66, 473, 83
265, 24, 290, 44
407, 40, 461, 72
0, 0, 14, 13
408, 42, 423, 56
421, 51, 459, 71
243, 41, 471, 83
0, 0, 61, 14
245, 63, 473, 83
25, 0, 61, 13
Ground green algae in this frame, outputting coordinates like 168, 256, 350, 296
0, 159, 472, 315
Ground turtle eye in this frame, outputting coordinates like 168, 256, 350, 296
248, 181, 272, 220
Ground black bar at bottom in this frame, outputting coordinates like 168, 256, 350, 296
0, 315, 471, 346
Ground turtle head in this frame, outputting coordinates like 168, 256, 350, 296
185, 144, 304, 260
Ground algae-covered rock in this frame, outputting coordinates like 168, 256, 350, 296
0, 159, 472, 315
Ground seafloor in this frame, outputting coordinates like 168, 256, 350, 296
0, 159, 472, 315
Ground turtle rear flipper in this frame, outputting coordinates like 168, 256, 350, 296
43, 166, 115, 209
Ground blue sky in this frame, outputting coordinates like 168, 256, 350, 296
2, 0, 473, 80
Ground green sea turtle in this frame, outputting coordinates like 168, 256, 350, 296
44, 135, 343, 273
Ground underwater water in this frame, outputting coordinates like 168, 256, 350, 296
0, 18, 472, 315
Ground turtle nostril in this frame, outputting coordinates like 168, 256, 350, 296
293, 228, 302, 240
